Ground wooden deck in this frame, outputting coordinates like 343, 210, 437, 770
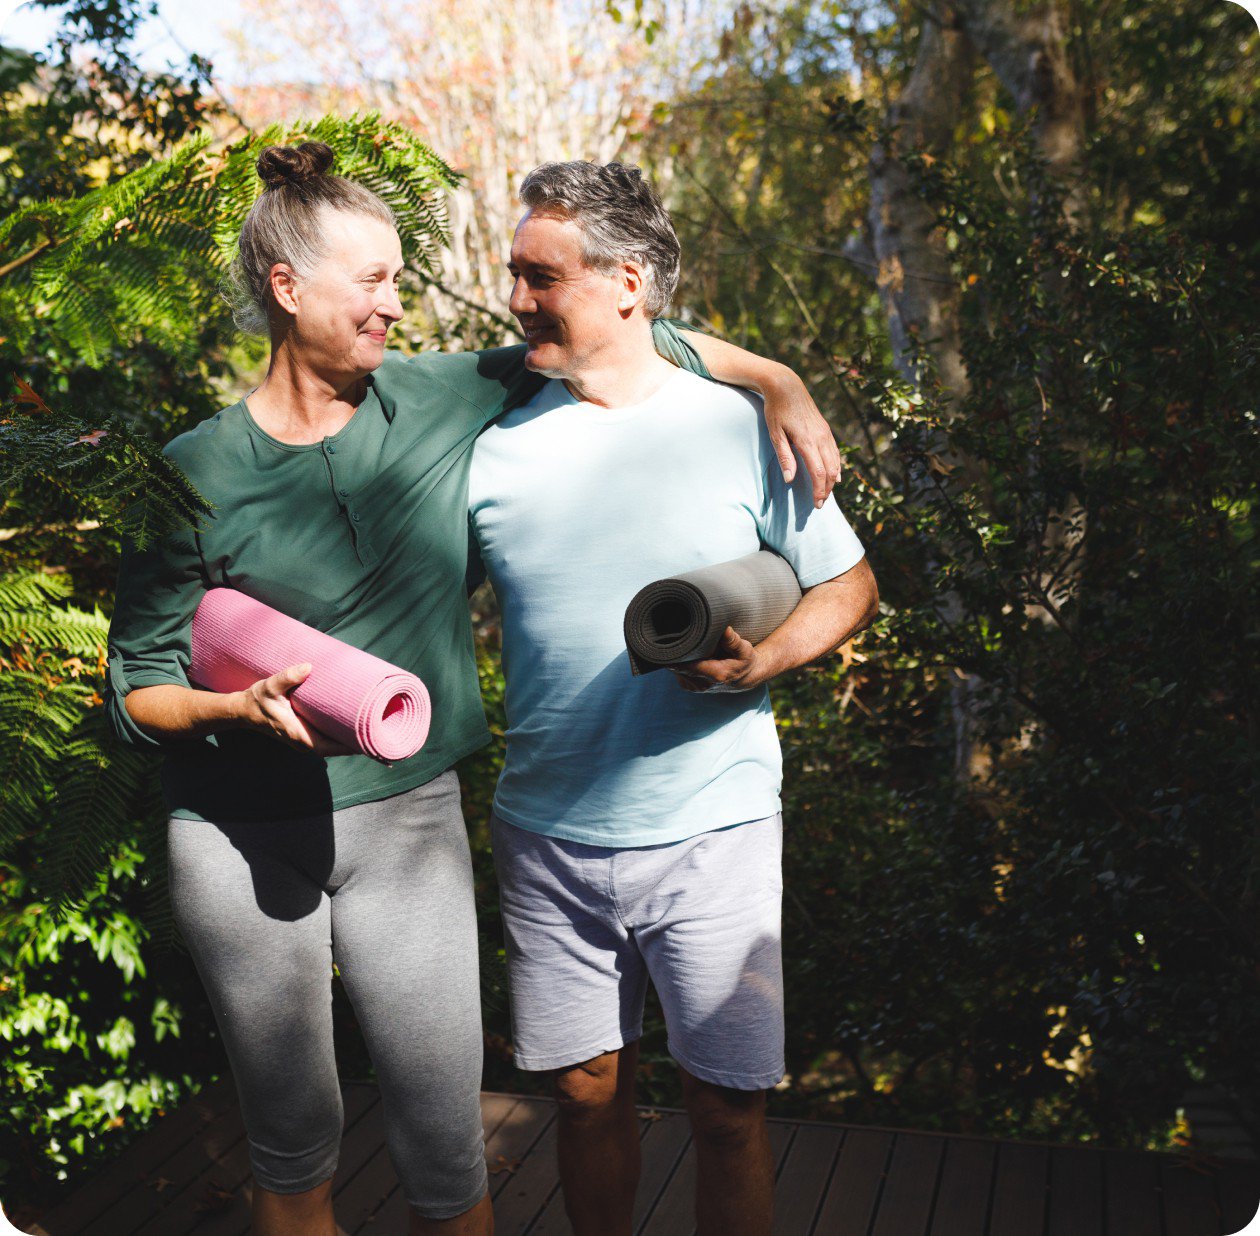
22, 1079, 1260, 1235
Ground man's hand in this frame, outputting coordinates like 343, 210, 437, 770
671, 627, 766, 693
237, 663, 358, 757
761, 367, 843, 509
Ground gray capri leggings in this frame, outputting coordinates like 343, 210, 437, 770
168, 769, 487, 1219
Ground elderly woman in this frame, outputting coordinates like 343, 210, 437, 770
105, 142, 838, 1236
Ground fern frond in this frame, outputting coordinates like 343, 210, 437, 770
0, 670, 93, 851
44, 713, 157, 912
0, 114, 458, 370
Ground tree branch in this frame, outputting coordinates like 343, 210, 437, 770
0, 239, 54, 281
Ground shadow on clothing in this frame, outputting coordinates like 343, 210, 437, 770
499, 649, 757, 823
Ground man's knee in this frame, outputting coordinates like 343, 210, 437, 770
681, 1073, 767, 1149
553, 1049, 631, 1122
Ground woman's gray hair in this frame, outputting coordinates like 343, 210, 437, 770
223, 142, 397, 334
519, 161, 680, 316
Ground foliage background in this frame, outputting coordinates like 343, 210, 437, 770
0, 0, 1256, 1220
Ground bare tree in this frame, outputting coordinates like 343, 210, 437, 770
227, 0, 730, 340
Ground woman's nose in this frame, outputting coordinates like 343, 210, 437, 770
380, 281, 404, 321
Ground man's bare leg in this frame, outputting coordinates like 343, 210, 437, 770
553, 1042, 641, 1236
408, 1191, 494, 1235
680, 1068, 773, 1236
252, 1178, 336, 1236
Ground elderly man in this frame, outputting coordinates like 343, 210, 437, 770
468, 161, 879, 1236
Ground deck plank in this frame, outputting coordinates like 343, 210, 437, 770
1214, 1158, 1260, 1235
327, 1101, 399, 1234
638, 1138, 698, 1236
132, 1122, 254, 1236
136, 1079, 380, 1236
927, 1137, 996, 1236
812, 1128, 894, 1236
633, 1115, 692, 1235
771, 1124, 843, 1235
1047, 1146, 1104, 1236
356, 1097, 556, 1235
1101, 1149, 1162, 1236
27, 1077, 235, 1236
81, 1100, 246, 1235
486, 1098, 556, 1198
1162, 1156, 1222, 1236
492, 1117, 561, 1234
767, 1120, 796, 1173
526, 1111, 673, 1234
869, 1132, 945, 1236
23, 1083, 1255, 1236
988, 1142, 1048, 1236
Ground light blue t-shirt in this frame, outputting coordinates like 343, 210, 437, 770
467, 369, 866, 847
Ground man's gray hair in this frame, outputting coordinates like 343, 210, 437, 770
519, 161, 680, 316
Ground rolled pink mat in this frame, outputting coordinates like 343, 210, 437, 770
189, 588, 431, 762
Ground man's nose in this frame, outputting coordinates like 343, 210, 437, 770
509, 276, 533, 317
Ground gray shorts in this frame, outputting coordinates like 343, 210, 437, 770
490, 811, 785, 1090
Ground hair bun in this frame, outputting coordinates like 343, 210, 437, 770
257, 142, 336, 190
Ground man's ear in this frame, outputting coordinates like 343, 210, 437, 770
617, 260, 648, 316
269, 263, 301, 317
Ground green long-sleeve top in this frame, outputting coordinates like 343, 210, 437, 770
105, 325, 711, 822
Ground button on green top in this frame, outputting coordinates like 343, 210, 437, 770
106, 348, 545, 822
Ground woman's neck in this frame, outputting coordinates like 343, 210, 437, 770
247, 345, 368, 445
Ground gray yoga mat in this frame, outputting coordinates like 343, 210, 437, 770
623, 550, 803, 676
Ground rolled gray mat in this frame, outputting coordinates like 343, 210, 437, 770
623, 550, 803, 675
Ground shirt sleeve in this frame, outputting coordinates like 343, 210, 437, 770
650, 318, 715, 381
755, 422, 866, 589
104, 521, 207, 751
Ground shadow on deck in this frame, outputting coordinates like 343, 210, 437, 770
19, 1078, 1260, 1235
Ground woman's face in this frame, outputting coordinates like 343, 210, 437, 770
273, 211, 405, 377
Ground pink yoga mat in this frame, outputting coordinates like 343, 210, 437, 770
190, 588, 431, 762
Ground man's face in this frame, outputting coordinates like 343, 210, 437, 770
508, 208, 625, 377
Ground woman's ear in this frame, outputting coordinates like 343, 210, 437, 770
269, 263, 301, 316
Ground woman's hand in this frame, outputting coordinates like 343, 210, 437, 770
760, 366, 843, 508
237, 663, 358, 757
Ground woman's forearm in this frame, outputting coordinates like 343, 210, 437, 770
674, 329, 796, 397
124, 683, 247, 741
125, 670, 358, 757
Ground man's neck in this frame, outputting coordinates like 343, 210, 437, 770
560, 331, 678, 409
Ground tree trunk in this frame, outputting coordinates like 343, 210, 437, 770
954, 0, 1088, 218
864, 6, 980, 781
867, 8, 974, 399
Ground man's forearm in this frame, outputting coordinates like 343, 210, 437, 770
675, 557, 879, 694
754, 558, 880, 682
125, 683, 246, 741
